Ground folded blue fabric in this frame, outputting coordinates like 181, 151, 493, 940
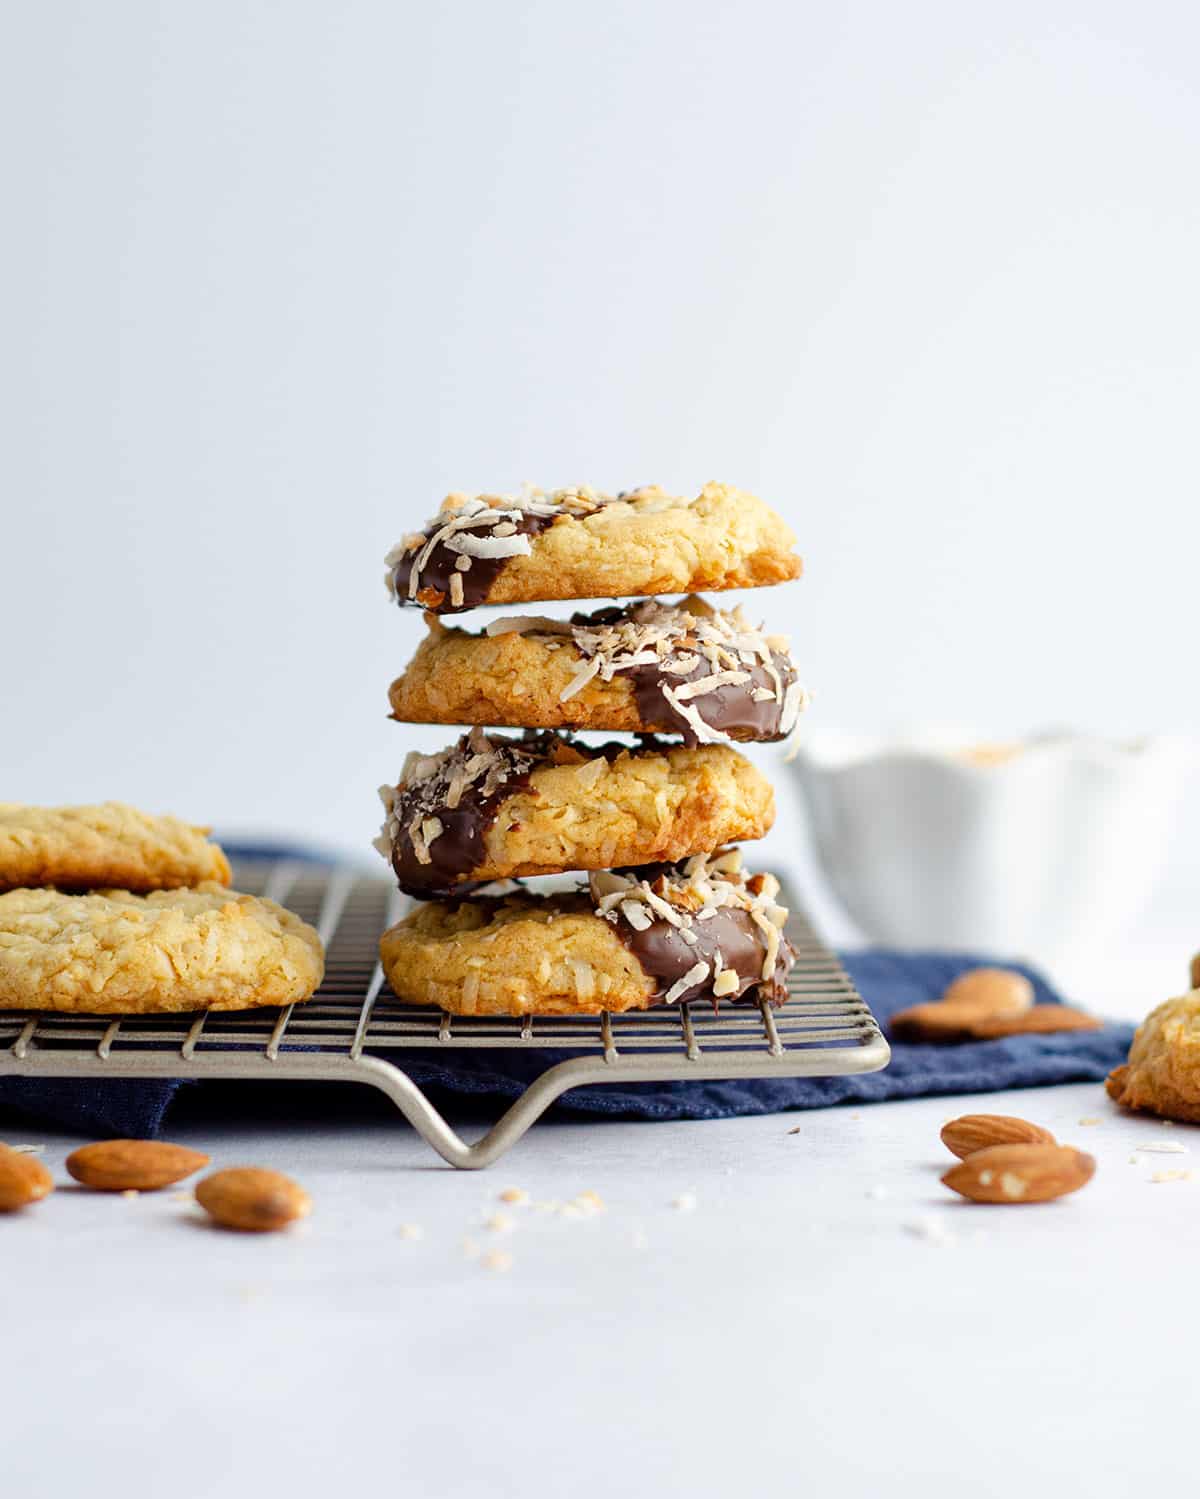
0, 949, 1133, 1137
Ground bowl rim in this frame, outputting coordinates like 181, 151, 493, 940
791, 729, 1193, 775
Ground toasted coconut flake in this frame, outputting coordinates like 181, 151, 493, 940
445, 531, 534, 560
574, 756, 605, 788
558, 657, 602, 702
619, 900, 654, 932
664, 962, 710, 1005
589, 870, 634, 900
671, 669, 753, 701
485, 614, 568, 637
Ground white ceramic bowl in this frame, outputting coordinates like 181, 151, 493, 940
791, 732, 1192, 958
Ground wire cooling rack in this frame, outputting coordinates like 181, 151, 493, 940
0, 858, 889, 1167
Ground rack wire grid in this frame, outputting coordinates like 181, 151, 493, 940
0, 858, 889, 1167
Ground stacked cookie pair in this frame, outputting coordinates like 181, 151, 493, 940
0, 804, 324, 1014
373, 482, 808, 1017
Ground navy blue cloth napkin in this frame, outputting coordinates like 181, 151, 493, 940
0, 949, 1133, 1137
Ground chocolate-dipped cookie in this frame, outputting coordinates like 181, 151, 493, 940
388, 597, 808, 747
384, 483, 801, 614
378, 850, 793, 1016
373, 729, 774, 897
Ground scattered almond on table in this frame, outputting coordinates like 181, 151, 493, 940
66, 1140, 211, 1192
194, 1167, 312, 1233
942, 1143, 1096, 1203
940, 1114, 1057, 1159
0, 1143, 55, 1212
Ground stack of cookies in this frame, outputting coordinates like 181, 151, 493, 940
374, 482, 808, 1018
0, 803, 324, 1014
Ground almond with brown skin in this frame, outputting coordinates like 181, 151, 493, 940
195, 1167, 311, 1232
942, 1143, 1095, 1203
0, 1144, 54, 1212
66, 1140, 211, 1192
940, 1114, 1057, 1159
894, 1002, 1099, 1042
941, 968, 1034, 1016
970, 1005, 1101, 1037
1190, 952, 1200, 991
891, 1002, 979, 1041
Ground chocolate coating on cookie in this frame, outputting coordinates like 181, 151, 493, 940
566, 599, 805, 746
589, 851, 793, 1007
620, 904, 792, 1006
377, 730, 651, 897
377, 730, 543, 894
386, 489, 609, 613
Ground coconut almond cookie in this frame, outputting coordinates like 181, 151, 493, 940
0, 802, 231, 894
384, 483, 802, 614
379, 851, 793, 1016
389, 597, 809, 747
374, 730, 775, 897
1106, 991, 1200, 1123
0, 884, 324, 1014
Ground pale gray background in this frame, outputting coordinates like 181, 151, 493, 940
3, 0, 1198, 921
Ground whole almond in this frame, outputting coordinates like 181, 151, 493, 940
1190, 951, 1200, 991
195, 1167, 311, 1232
942, 1143, 1095, 1203
940, 1114, 1057, 1159
891, 1002, 982, 1041
0, 1144, 55, 1212
941, 968, 1034, 1016
970, 1005, 1101, 1037
894, 1002, 1099, 1043
66, 1140, 211, 1192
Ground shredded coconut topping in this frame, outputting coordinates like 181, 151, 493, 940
374, 728, 543, 866
550, 599, 809, 745
587, 850, 789, 1002
385, 485, 623, 602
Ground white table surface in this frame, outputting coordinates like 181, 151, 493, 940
5, 1080, 1199, 1499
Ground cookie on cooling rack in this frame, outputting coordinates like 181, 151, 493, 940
384, 482, 802, 614
1106, 991, 1200, 1123
0, 884, 324, 1014
378, 851, 793, 1016
0, 802, 231, 894
373, 729, 775, 897
388, 597, 809, 747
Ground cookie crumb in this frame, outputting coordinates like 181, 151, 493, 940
398, 1223, 424, 1241
1135, 1141, 1188, 1155
498, 1187, 529, 1206
904, 1216, 957, 1246
671, 1192, 697, 1213
786, 1125, 802, 1135
484, 1213, 514, 1234
1078, 1117, 1102, 1126
1150, 1169, 1193, 1184
481, 1250, 513, 1273
573, 1190, 605, 1215
121, 1189, 140, 1200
